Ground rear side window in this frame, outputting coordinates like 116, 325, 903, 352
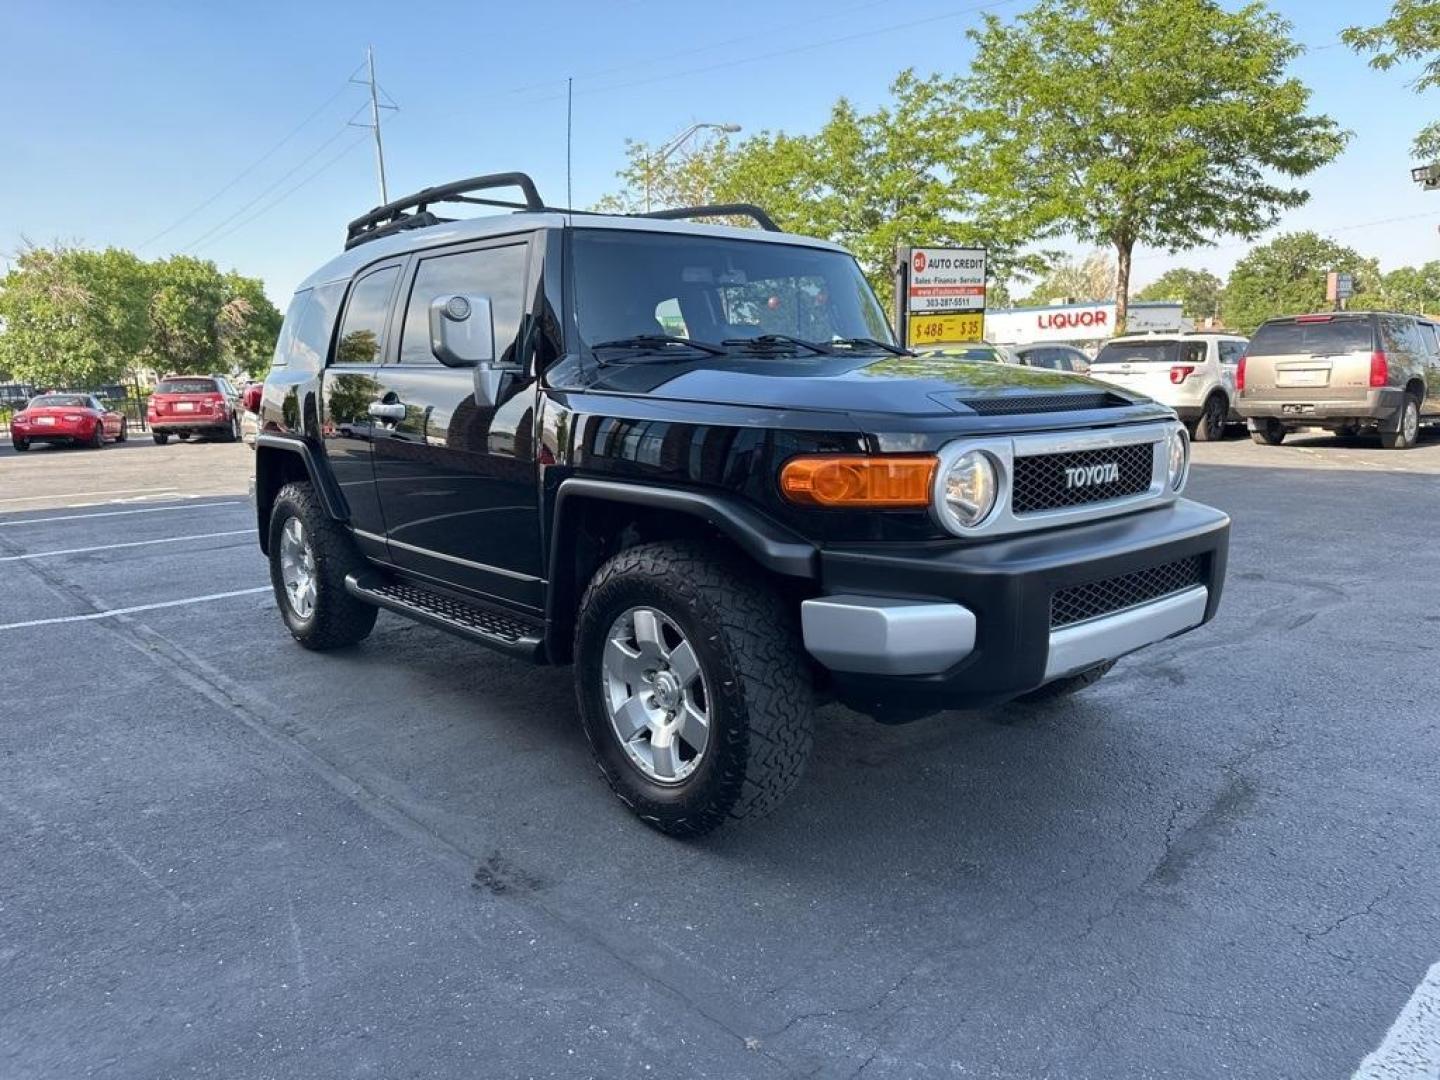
400, 243, 529, 365
1420, 323, 1440, 354
1218, 340, 1245, 365
156, 378, 218, 394
1381, 316, 1425, 365
1248, 316, 1374, 357
335, 267, 399, 365
272, 283, 344, 370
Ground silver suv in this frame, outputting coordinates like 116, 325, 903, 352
1236, 312, 1440, 449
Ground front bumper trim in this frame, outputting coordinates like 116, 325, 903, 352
801, 595, 976, 676
1044, 585, 1208, 681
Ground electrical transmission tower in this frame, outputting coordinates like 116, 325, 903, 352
350, 46, 398, 204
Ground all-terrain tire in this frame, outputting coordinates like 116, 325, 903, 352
1014, 660, 1115, 704
267, 481, 378, 650
574, 540, 815, 837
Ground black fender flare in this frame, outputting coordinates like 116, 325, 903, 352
544, 477, 818, 659
253, 434, 348, 552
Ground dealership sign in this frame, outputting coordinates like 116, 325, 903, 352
899, 246, 987, 346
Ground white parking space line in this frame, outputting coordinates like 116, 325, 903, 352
1353, 961, 1440, 1079
0, 501, 245, 527
0, 586, 271, 632
0, 486, 177, 505
0, 530, 253, 563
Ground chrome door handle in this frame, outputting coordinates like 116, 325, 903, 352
368, 401, 406, 421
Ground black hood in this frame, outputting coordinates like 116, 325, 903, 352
585, 352, 1149, 418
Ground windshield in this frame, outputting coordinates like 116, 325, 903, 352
571, 230, 894, 356
156, 378, 219, 394
1095, 340, 1195, 365
1248, 316, 1374, 356
28, 394, 89, 408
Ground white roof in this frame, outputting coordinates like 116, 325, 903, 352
296, 211, 847, 293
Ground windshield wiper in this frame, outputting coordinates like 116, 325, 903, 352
830, 336, 910, 356
721, 333, 834, 355
589, 334, 726, 358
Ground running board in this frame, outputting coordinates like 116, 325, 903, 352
344, 573, 545, 662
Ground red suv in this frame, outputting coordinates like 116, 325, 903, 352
147, 376, 242, 444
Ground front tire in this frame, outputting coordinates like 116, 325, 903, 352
1381, 394, 1420, 450
575, 541, 815, 837
1250, 420, 1286, 446
1191, 394, 1227, 442
267, 481, 378, 650
117, 419, 128, 443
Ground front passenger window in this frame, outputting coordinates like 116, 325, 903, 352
336, 267, 399, 365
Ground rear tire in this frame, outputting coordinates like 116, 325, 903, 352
89, 423, 105, 449
177, 432, 191, 442
223, 414, 240, 442
267, 481, 378, 650
153, 432, 169, 445
1015, 660, 1115, 704
574, 541, 815, 837
1191, 394, 1227, 442
1380, 394, 1420, 450
1250, 420, 1286, 446
13, 438, 29, 452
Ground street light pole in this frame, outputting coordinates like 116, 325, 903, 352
644, 121, 741, 212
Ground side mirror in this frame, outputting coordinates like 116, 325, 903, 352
430, 294, 495, 368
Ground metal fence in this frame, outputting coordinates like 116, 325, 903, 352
0, 381, 151, 433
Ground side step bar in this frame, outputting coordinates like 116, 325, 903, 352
345, 573, 546, 662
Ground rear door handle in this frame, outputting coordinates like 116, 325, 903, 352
368, 401, 406, 421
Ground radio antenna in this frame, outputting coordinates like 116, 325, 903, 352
566, 76, 574, 215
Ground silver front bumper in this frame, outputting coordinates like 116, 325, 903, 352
801, 586, 1209, 682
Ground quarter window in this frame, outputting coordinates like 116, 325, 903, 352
1419, 323, 1440, 355
273, 283, 344, 370
400, 243, 529, 365
336, 267, 399, 365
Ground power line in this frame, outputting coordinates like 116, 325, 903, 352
179, 119, 357, 253
138, 71, 360, 250
190, 133, 371, 255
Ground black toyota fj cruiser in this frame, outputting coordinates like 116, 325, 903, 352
250, 172, 1229, 836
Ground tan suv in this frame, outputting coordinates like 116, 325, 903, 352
1236, 312, 1440, 449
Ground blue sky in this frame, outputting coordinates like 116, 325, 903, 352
0, 0, 1430, 303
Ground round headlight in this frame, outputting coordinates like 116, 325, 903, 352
941, 449, 998, 528
1167, 426, 1190, 491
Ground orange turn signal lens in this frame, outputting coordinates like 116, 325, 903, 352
780, 455, 937, 508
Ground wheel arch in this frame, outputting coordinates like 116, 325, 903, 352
544, 479, 817, 664
253, 434, 348, 555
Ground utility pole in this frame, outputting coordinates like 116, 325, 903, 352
351, 46, 397, 205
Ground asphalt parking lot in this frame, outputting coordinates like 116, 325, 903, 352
2, 430, 1438, 1079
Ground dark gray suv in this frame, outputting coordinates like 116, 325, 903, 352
1236, 312, 1440, 449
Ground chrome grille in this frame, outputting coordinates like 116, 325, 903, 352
1050, 557, 1204, 629
1012, 442, 1154, 514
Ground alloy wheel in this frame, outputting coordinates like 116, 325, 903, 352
601, 606, 710, 784
278, 516, 318, 619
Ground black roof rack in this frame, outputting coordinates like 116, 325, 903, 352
345, 172, 545, 249
640, 203, 781, 232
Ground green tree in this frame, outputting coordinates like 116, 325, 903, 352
956, 0, 1348, 331
593, 133, 739, 216
145, 256, 279, 377
1018, 251, 1117, 305
1343, 0, 1440, 160
1221, 232, 1380, 334
1377, 261, 1440, 314
0, 243, 150, 387
1135, 268, 1225, 320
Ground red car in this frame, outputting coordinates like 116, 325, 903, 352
147, 375, 243, 445
9, 393, 128, 451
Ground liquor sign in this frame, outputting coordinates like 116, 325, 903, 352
898, 246, 987, 347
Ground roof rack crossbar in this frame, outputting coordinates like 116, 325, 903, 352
345, 172, 544, 249
640, 203, 782, 232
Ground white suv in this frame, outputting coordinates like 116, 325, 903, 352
1089, 333, 1248, 441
